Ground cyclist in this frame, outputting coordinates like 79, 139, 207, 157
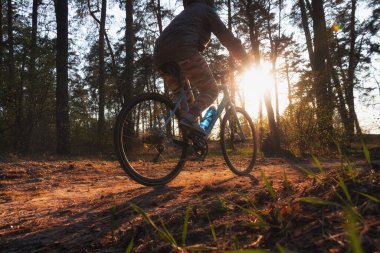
154, 0, 250, 133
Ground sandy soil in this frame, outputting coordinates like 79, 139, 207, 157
0, 157, 378, 252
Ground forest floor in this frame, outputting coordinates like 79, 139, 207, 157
1, 154, 379, 253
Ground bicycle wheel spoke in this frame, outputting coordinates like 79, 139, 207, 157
114, 94, 187, 186
221, 107, 257, 175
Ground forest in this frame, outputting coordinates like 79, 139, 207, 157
1, 0, 380, 252
0, 0, 378, 157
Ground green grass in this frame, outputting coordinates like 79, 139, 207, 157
260, 170, 276, 202
124, 146, 378, 252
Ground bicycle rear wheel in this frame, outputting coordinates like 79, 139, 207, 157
220, 107, 257, 175
114, 93, 187, 186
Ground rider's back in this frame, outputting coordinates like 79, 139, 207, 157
154, 0, 247, 67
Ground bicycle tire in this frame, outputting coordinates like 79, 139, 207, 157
220, 107, 257, 175
114, 93, 188, 186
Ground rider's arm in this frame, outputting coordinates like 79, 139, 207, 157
206, 8, 250, 64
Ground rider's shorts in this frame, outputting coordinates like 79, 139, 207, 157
160, 53, 219, 116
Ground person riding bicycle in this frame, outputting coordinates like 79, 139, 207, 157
154, 0, 250, 133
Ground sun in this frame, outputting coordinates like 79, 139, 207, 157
235, 62, 275, 118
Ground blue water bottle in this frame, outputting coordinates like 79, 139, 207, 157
200, 106, 217, 130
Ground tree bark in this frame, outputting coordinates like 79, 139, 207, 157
228, 0, 237, 106
346, 0, 361, 138
298, 0, 314, 70
285, 57, 292, 108
266, 2, 280, 126
6, 0, 15, 84
54, 0, 70, 155
125, 0, 134, 102
152, 0, 163, 33
97, 0, 107, 153
22, 0, 41, 154
245, 0, 260, 62
7, 0, 22, 153
311, 0, 333, 145
124, 0, 135, 139
0, 1, 3, 68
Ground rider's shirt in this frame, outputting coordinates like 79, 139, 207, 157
154, 0, 248, 67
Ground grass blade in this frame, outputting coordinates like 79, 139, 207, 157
184, 244, 218, 251
346, 209, 364, 253
125, 237, 134, 253
276, 243, 297, 253
130, 203, 172, 244
232, 234, 239, 250
298, 197, 340, 207
337, 175, 352, 204
298, 166, 321, 182
160, 219, 177, 245
197, 198, 218, 244
209, 216, 217, 243
355, 191, 380, 203
362, 141, 371, 164
312, 154, 325, 173
261, 170, 276, 201
182, 206, 191, 245
235, 204, 269, 228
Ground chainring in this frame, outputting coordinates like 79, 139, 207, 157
190, 132, 208, 160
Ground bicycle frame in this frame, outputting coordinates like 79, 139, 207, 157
160, 82, 248, 141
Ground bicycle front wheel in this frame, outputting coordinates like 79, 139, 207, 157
220, 107, 257, 175
114, 93, 187, 186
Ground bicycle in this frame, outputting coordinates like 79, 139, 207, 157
114, 62, 257, 186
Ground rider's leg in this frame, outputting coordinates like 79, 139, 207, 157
160, 70, 194, 117
178, 53, 219, 129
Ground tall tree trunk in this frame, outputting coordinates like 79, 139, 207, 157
258, 97, 263, 153
55, 0, 70, 155
0, 2, 3, 153
125, 0, 134, 102
97, 0, 107, 153
6, 0, 15, 85
311, 0, 333, 146
152, 0, 163, 33
0, 1, 3, 69
285, 57, 292, 108
346, 0, 361, 138
245, 0, 260, 62
266, 2, 280, 126
326, 41, 351, 139
152, 0, 168, 93
22, 0, 41, 154
124, 0, 135, 139
298, 0, 314, 70
228, 0, 237, 106
7, 0, 21, 153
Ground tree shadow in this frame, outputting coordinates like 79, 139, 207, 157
1, 184, 184, 253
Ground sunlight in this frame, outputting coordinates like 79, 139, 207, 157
236, 62, 275, 118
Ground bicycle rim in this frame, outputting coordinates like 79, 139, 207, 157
114, 93, 187, 186
221, 107, 257, 175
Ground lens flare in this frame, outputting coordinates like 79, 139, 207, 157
236, 62, 274, 117
332, 23, 342, 32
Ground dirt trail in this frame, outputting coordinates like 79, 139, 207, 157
1, 157, 371, 252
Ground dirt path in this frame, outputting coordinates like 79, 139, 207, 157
1, 157, 376, 252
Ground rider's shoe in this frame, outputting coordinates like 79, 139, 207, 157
180, 112, 206, 135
